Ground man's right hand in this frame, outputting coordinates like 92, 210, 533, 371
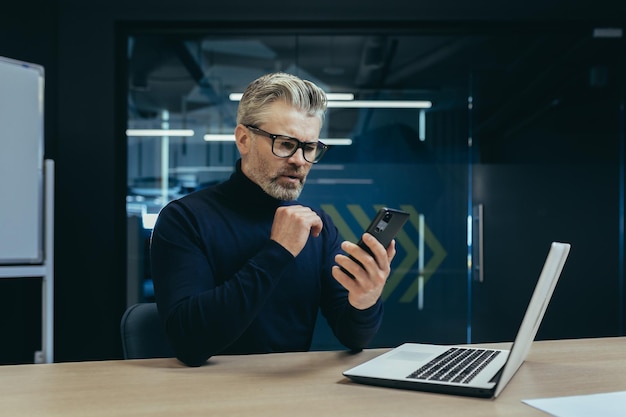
270, 205, 323, 257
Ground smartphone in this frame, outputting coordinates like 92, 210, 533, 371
341, 207, 410, 277
357, 207, 410, 255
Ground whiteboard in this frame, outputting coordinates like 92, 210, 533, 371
0, 56, 45, 265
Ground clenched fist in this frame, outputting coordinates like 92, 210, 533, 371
270, 205, 323, 257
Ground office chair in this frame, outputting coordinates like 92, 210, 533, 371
120, 302, 175, 359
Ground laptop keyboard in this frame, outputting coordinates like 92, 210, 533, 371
407, 347, 501, 384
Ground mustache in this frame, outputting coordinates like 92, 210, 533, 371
277, 167, 306, 179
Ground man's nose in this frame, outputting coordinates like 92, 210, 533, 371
287, 147, 308, 165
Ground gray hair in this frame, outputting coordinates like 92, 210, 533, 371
236, 72, 327, 127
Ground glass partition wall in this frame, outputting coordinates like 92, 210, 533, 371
125, 25, 625, 349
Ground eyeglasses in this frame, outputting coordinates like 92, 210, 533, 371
245, 124, 328, 164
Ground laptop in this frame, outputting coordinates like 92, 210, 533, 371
343, 241, 571, 399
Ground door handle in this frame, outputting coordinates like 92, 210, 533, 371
472, 204, 484, 283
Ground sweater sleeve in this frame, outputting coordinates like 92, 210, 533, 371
317, 213, 384, 351
324, 296, 384, 352
150, 201, 294, 366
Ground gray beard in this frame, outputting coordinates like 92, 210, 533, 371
262, 178, 303, 201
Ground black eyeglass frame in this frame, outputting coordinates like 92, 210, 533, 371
244, 124, 328, 164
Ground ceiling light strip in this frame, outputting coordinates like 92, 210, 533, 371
126, 129, 195, 137
203, 134, 352, 146
229, 93, 355, 101
203, 134, 236, 142
229, 93, 430, 108
327, 100, 432, 109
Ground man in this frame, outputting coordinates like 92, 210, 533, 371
151, 72, 396, 366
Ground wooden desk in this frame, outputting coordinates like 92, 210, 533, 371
1, 337, 625, 416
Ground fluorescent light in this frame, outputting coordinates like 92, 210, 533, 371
228, 92, 430, 108
229, 92, 355, 101
203, 134, 352, 145
323, 138, 352, 145
126, 129, 195, 137
327, 93, 354, 100
327, 100, 432, 109
593, 28, 623, 38
204, 134, 236, 142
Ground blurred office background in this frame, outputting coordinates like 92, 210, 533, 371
0, 0, 624, 363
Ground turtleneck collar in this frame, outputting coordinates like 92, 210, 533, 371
217, 159, 295, 215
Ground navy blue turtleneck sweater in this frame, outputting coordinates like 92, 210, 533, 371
150, 160, 383, 366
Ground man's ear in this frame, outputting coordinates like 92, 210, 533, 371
234, 124, 251, 155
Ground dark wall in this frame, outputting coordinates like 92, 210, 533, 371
1, 0, 625, 362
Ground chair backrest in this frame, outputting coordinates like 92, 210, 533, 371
120, 302, 175, 359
